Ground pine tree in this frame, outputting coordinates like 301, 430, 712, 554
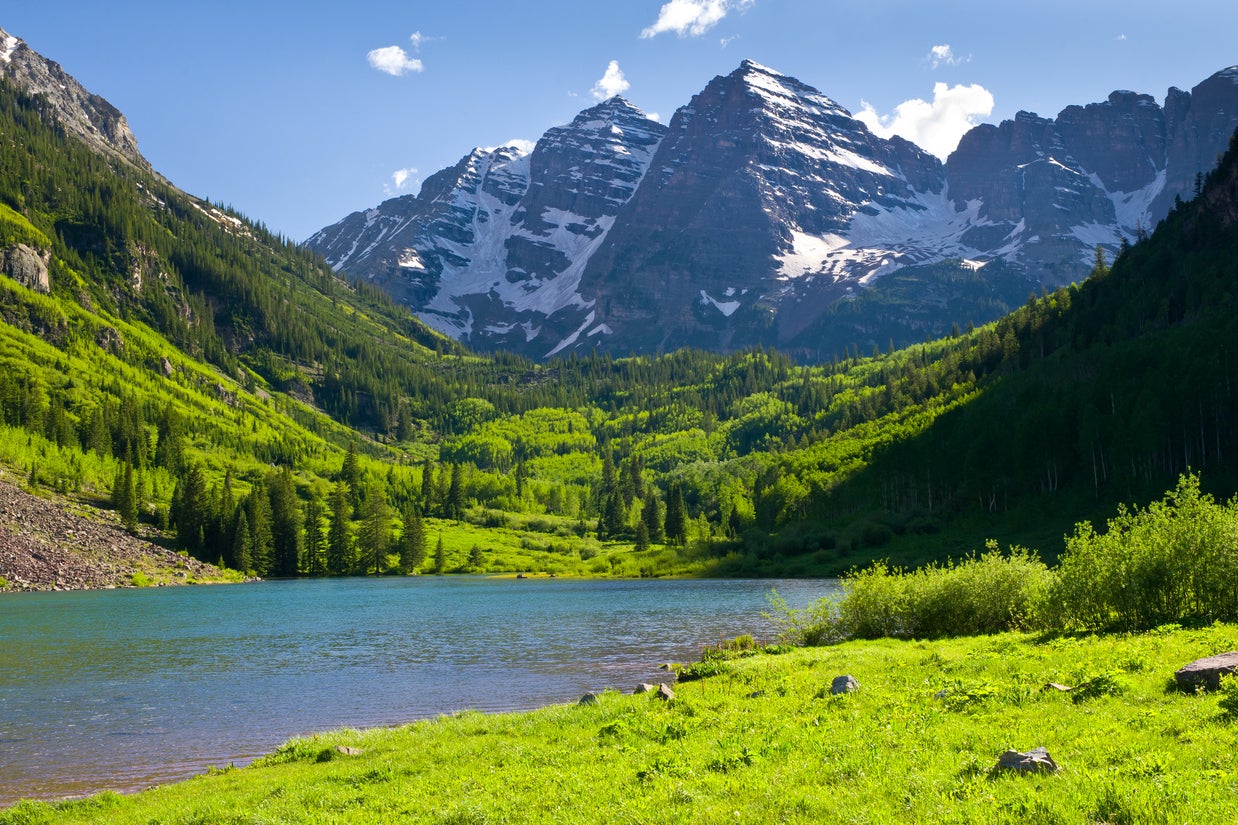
399, 504, 426, 574
634, 520, 650, 552
326, 481, 352, 576
468, 544, 484, 571
447, 463, 464, 521
268, 469, 301, 578
664, 482, 687, 546
111, 460, 138, 533
642, 489, 664, 544
246, 483, 274, 577
229, 508, 252, 574
359, 484, 391, 575
303, 491, 326, 576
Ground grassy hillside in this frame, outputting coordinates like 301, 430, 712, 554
4, 623, 1236, 823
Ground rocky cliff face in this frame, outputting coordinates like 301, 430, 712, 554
307, 98, 666, 354
0, 26, 147, 171
311, 62, 1238, 359
946, 67, 1238, 286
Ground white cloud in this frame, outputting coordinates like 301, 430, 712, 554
592, 60, 631, 101
367, 45, 423, 76
856, 82, 995, 159
929, 44, 969, 68
503, 139, 536, 155
648, 112, 662, 122
392, 167, 418, 189
641, 0, 754, 39
720, 35, 740, 48
409, 31, 427, 50
1116, 33, 1128, 41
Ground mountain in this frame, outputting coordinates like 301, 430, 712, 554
306, 97, 667, 354
310, 61, 1238, 359
0, 26, 146, 170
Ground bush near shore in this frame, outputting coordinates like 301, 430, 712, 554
774, 473, 1238, 645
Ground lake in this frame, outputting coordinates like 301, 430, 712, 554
0, 576, 833, 806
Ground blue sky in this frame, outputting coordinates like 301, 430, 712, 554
4, 1, 1236, 240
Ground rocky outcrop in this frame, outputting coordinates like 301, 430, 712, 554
0, 26, 148, 171
1, 243, 50, 292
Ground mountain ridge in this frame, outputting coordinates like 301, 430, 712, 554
309, 60, 1238, 360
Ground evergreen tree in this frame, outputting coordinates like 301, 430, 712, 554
399, 504, 426, 574
664, 482, 687, 546
303, 491, 326, 576
421, 459, 436, 513
326, 481, 353, 576
174, 462, 208, 559
468, 544, 484, 571
229, 507, 252, 574
246, 481, 274, 577
111, 459, 138, 533
446, 463, 464, 521
359, 484, 391, 575
268, 469, 301, 578
641, 489, 664, 544
634, 520, 650, 552
340, 443, 362, 511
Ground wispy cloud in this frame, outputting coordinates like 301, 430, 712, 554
384, 166, 420, 196
1116, 33, 1128, 41
392, 168, 417, 189
367, 45, 423, 76
929, 44, 970, 68
641, 0, 755, 39
592, 61, 631, 101
856, 82, 994, 160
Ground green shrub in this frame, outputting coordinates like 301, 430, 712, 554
130, 571, 154, 587
773, 546, 1052, 644
1051, 474, 1238, 631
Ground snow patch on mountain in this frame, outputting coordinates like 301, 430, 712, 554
0, 34, 19, 64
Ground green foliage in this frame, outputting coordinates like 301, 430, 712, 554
1052, 474, 1238, 631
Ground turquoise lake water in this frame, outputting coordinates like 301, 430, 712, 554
0, 576, 833, 805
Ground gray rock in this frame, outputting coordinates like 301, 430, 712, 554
334, 746, 363, 757
2, 244, 51, 293
830, 675, 860, 695
578, 692, 600, 706
656, 683, 675, 701
634, 683, 655, 694
1044, 682, 1074, 692
996, 747, 1058, 774
1174, 651, 1238, 692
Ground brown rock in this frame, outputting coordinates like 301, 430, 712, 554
1175, 651, 1238, 692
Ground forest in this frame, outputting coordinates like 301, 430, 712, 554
4, 70, 1238, 580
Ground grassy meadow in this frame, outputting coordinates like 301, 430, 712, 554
4, 623, 1237, 824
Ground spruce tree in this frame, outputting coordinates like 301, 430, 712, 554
664, 482, 687, 546
268, 469, 301, 578
229, 508, 252, 574
359, 484, 391, 575
111, 460, 138, 534
447, 463, 464, 521
642, 489, 664, 543
327, 481, 353, 576
303, 492, 326, 576
399, 504, 426, 574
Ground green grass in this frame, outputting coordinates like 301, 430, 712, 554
6, 624, 1238, 823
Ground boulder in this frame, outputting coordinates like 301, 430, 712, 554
578, 692, 600, 706
1174, 651, 1238, 691
996, 747, 1058, 774
656, 684, 675, 701
830, 675, 860, 695
334, 746, 363, 757
634, 683, 655, 695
